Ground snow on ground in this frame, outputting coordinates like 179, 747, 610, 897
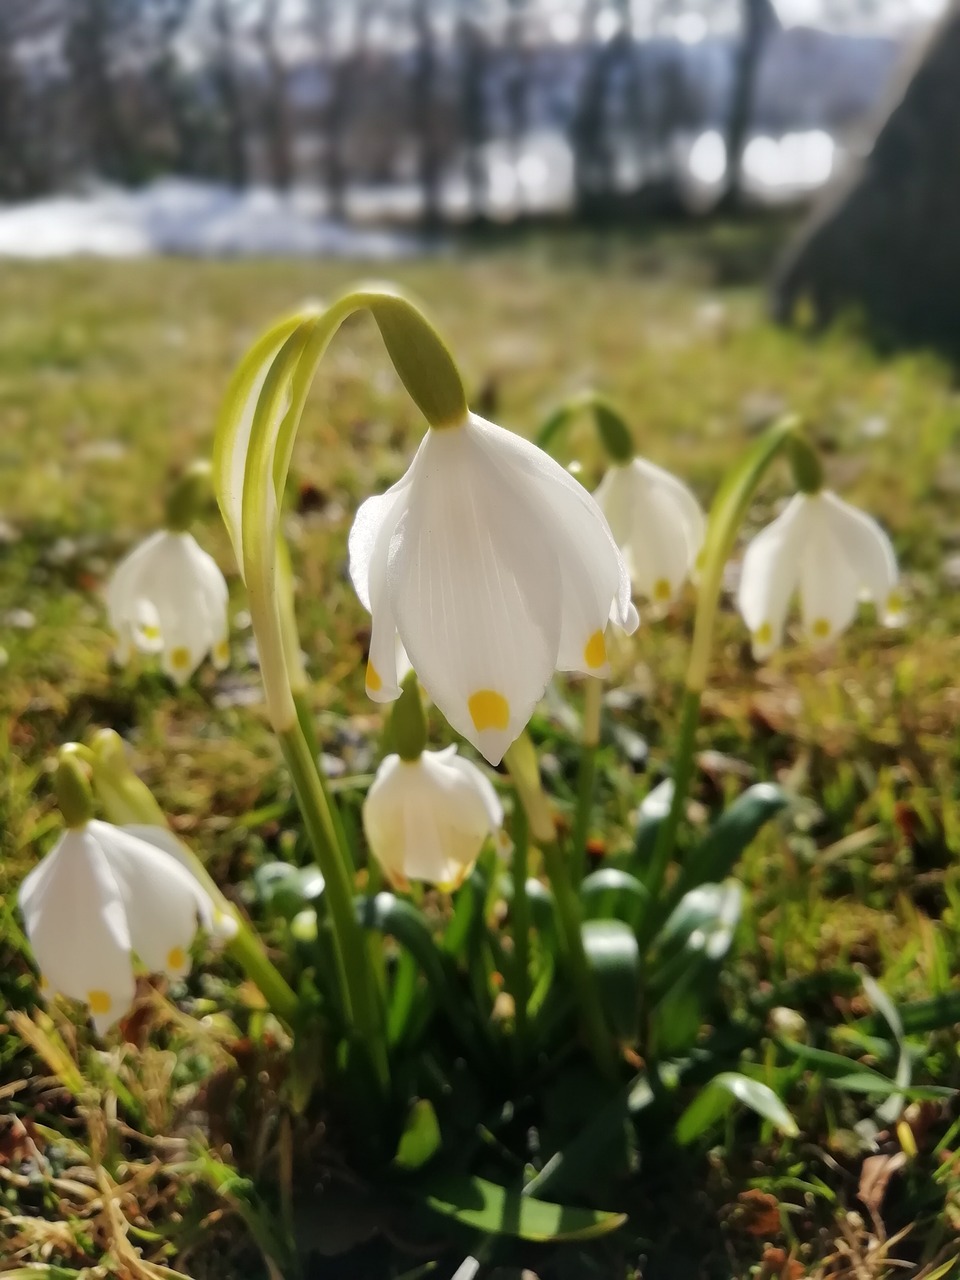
0, 180, 418, 260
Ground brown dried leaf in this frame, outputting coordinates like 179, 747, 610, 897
858, 1151, 907, 1240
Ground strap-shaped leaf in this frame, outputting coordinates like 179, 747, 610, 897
580, 867, 648, 931
582, 919, 641, 1041
358, 892, 483, 1056
675, 783, 788, 899
417, 1173, 626, 1241
676, 1072, 798, 1145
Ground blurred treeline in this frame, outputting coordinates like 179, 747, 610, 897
0, 0, 799, 219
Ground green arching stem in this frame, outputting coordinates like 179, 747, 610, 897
534, 390, 635, 463
505, 735, 618, 1081
278, 722, 390, 1093
640, 416, 805, 937
510, 799, 530, 1057
570, 677, 603, 883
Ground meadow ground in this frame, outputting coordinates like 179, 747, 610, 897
2, 226, 960, 1278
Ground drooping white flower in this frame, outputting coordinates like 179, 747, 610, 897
593, 457, 705, 614
18, 820, 216, 1034
349, 413, 638, 764
106, 531, 229, 683
737, 490, 902, 659
363, 745, 503, 891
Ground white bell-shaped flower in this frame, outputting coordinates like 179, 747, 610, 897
593, 457, 705, 614
349, 413, 638, 764
106, 531, 229, 683
18, 820, 215, 1034
363, 746, 503, 891
737, 490, 902, 659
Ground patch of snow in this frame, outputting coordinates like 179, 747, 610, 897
0, 179, 418, 261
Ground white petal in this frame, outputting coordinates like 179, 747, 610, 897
90, 821, 211, 978
444, 754, 504, 830
819, 491, 901, 623
362, 754, 409, 886
622, 458, 705, 610
736, 496, 809, 658
388, 424, 562, 764
471, 414, 636, 645
796, 497, 862, 646
348, 466, 417, 612
19, 828, 134, 1033
592, 466, 634, 553
118, 825, 216, 931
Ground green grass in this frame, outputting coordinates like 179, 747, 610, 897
3, 229, 960, 1278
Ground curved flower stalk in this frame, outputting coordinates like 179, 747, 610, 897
365, 748, 502, 891
106, 462, 229, 684
737, 490, 902, 659
349, 412, 638, 765
19, 815, 215, 1035
593, 458, 705, 615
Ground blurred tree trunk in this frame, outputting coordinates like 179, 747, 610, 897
210, 0, 248, 187
257, 0, 294, 189
771, 0, 960, 353
571, 0, 613, 208
457, 2, 488, 218
308, 0, 347, 217
66, 0, 137, 182
142, 0, 197, 176
411, 0, 441, 227
717, 0, 779, 208
0, 11, 33, 197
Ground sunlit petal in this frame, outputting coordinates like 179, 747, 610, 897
737, 496, 808, 658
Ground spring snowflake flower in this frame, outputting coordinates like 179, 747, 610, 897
592, 457, 705, 613
737, 490, 902, 659
18, 820, 216, 1034
349, 413, 638, 764
363, 746, 503, 891
106, 531, 229, 683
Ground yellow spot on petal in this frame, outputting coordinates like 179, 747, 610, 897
87, 989, 112, 1016
170, 645, 191, 671
141, 623, 161, 641
886, 590, 904, 615
583, 629, 607, 669
468, 689, 510, 732
653, 578, 672, 603
811, 617, 831, 640
366, 660, 382, 693
214, 639, 230, 665
753, 622, 773, 647
166, 946, 187, 972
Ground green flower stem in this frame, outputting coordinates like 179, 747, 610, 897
510, 799, 530, 1056
505, 736, 618, 1081
570, 678, 603, 882
639, 416, 802, 942
278, 721, 390, 1094
225, 925, 300, 1027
